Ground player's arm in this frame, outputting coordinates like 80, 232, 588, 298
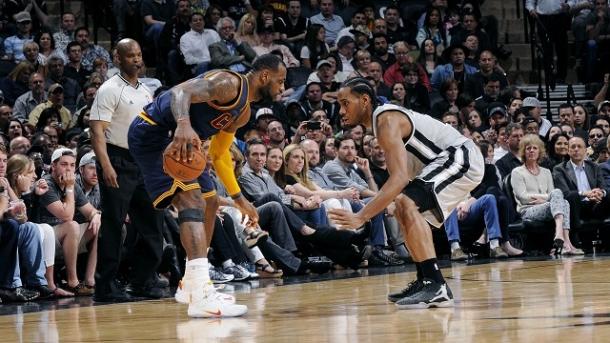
168, 73, 238, 162
354, 111, 412, 222
170, 73, 238, 121
209, 107, 259, 223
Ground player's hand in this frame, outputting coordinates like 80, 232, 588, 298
168, 120, 201, 163
234, 195, 259, 225
386, 202, 396, 217
102, 164, 119, 188
328, 208, 366, 230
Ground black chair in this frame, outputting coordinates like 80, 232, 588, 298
503, 174, 555, 251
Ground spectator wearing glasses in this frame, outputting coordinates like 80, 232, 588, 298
13, 72, 46, 121
384, 41, 431, 91
587, 125, 606, 158
3, 11, 34, 63
209, 17, 257, 72
28, 83, 72, 129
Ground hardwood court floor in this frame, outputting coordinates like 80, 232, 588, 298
2, 256, 610, 342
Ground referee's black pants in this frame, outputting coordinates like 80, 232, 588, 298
95, 144, 164, 292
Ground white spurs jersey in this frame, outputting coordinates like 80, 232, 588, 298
371, 104, 469, 174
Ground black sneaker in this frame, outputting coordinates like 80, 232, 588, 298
0, 287, 39, 302
395, 279, 454, 309
127, 282, 165, 299
94, 281, 134, 303
369, 247, 406, 266
387, 279, 424, 303
30, 285, 54, 299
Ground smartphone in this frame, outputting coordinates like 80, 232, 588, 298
306, 121, 322, 131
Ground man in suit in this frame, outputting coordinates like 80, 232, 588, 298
553, 136, 610, 228
209, 17, 257, 72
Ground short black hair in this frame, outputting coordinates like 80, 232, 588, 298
385, 4, 400, 13
75, 26, 89, 35
483, 73, 502, 84
66, 41, 81, 54
341, 77, 378, 107
558, 102, 573, 112
191, 12, 205, 21
372, 33, 388, 41
252, 53, 286, 72
334, 134, 355, 150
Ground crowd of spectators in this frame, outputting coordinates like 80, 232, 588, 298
1, 0, 610, 304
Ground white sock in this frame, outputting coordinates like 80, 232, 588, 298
450, 241, 461, 252
184, 258, 210, 281
489, 239, 499, 249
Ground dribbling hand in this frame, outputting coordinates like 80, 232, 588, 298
168, 120, 201, 163
328, 208, 365, 230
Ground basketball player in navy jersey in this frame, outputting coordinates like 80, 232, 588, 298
329, 77, 484, 309
128, 54, 286, 317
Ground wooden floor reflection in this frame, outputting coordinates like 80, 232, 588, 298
2, 257, 610, 342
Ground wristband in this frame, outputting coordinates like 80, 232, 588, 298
65, 188, 74, 193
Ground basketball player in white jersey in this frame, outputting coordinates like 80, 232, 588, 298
328, 77, 484, 309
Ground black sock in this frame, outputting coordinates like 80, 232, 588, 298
419, 258, 445, 284
416, 263, 423, 280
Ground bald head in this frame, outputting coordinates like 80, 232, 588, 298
116, 38, 139, 56
115, 39, 142, 77
9, 136, 31, 156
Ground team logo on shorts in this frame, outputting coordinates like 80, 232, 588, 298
210, 113, 234, 129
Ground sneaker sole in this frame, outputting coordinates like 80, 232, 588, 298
187, 307, 248, 318
395, 299, 454, 310
175, 290, 236, 305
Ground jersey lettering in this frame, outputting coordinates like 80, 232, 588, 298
210, 113, 234, 129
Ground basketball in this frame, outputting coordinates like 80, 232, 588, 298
163, 149, 206, 182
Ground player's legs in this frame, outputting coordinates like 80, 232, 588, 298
393, 194, 436, 263
391, 194, 453, 309
172, 189, 246, 318
172, 190, 208, 260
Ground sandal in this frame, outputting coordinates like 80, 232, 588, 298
255, 263, 283, 278
244, 226, 269, 248
65, 282, 95, 296
52, 287, 75, 298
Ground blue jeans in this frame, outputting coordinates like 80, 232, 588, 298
444, 194, 502, 243
354, 198, 386, 247
0, 220, 47, 288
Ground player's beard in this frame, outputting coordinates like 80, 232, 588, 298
259, 84, 274, 102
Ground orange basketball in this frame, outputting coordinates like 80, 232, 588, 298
163, 149, 207, 182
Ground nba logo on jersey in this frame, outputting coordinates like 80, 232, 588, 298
210, 113, 235, 130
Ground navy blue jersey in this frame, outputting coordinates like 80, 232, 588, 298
142, 70, 250, 139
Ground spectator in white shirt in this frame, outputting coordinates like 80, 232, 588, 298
179, 12, 221, 75
253, 26, 300, 68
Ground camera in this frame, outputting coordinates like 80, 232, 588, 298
306, 121, 322, 131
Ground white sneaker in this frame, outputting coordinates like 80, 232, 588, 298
175, 279, 235, 305
187, 285, 248, 318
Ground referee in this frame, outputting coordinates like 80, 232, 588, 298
90, 38, 165, 302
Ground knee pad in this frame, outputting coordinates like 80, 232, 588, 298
178, 208, 204, 225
